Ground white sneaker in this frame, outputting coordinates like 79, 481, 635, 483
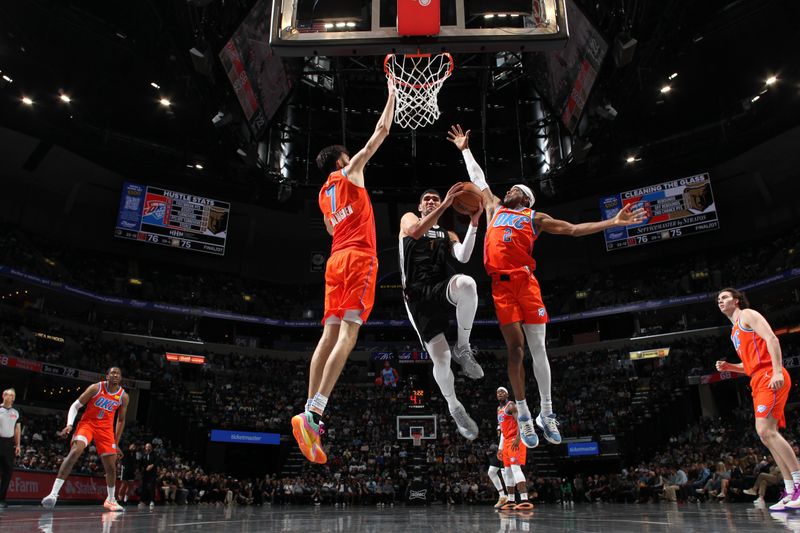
449, 404, 478, 440
103, 499, 124, 512
494, 495, 509, 509
769, 491, 793, 511
41, 495, 57, 510
451, 344, 484, 379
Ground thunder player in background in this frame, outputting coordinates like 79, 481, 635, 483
42, 366, 128, 511
448, 124, 644, 448
292, 81, 395, 464
399, 185, 484, 440
496, 386, 533, 510
488, 387, 509, 509
715, 288, 800, 511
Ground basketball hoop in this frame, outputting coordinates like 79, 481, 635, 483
411, 429, 423, 447
384, 52, 454, 130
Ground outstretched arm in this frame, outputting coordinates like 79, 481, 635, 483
345, 81, 396, 186
535, 204, 646, 237
447, 125, 500, 220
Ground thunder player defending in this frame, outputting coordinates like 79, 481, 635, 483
496, 386, 533, 510
292, 81, 395, 464
716, 288, 800, 511
42, 366, 128, 511
399, 185, 484, 439
448, 124, 644, 448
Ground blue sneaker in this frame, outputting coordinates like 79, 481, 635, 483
536, 413, 562, 444
517, 416, 539, 448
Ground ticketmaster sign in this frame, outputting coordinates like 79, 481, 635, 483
210, 430, 280, 445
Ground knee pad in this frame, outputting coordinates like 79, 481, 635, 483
510, 465, 526, 485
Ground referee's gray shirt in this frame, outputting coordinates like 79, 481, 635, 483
0, 406, 20, 438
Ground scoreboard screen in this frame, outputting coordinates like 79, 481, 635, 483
408, 389, 427, 410
114, 182, 230, 255
600, 172, 719, 251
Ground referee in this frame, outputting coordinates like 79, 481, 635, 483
0, 388, 22, 508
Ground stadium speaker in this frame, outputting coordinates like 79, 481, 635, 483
613, 33, 638, 67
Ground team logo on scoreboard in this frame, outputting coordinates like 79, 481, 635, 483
142, 197, 169, 225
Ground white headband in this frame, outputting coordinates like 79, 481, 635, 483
496, 387, 508, 394
513, 184, 535, 207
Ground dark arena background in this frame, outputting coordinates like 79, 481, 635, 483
1, 0, 800, 531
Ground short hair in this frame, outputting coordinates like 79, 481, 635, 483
718, 287, 749, 309
419, 189, 441, 204
316, 145, 349, 175
107, 366, 122, 375
2, 388, 15, 396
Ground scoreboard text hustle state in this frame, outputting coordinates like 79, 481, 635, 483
115, 182, 230, 255
600, 173, 720, 251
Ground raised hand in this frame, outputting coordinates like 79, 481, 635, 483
613, 203, 647, 226
470, 197, 484, 226
447, 124, 471, 151
443, 182, 466, 207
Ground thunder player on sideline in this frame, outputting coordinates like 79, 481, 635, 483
448, 124, 645, 448
496, 386, 533, 510
715, 288, 800, 511
488, 388, 509, 509
399, 184, 485, 440
292, 80, 395, 464
42, 366, 128, 511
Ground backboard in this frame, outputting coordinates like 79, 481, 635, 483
396, 414, 437, 440
270, 0, 569, 56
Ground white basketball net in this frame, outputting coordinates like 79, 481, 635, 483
384, 53, 454, 130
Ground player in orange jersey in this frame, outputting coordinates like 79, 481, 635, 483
42, 367, 128, 511
715, 287, 800, 511
495, 386, 533, 510
292, 81, 395, 464
448, 124, 644, 449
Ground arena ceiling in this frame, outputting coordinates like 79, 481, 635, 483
0, 0, 798, 206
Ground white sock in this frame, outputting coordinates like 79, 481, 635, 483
507, 492, 516, 502
310, 393, 328, 415
425, 334, 460, 410
305, 398, 313, 412
792, 470, 800, 486
515, 399, 531, 420
50, 478, 65, 497
107, 485, 116, 501
448, 275, 477, 348
785, 480, 795, 494
522, 324, 553, 416
488, 466, 504, 491
520, 492, 528, 501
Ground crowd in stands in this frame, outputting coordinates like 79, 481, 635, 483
1, 225, 797, 324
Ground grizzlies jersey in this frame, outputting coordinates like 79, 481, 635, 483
400, 225, 451, 289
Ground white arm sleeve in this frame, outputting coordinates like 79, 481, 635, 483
498, 434, 505, 450
451, 225, 478, 263
67, 400, 83, 427
462, 149, 489, 191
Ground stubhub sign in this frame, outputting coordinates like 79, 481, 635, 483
567, 441, 599, 457
210, 430, 280, 445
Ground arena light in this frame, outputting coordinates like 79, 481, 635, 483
324, 23, 334, 29
21, 96, 33, 106
159, 97, 171, 107
660, 85, 671, 94
765, 75, 777, 86
150, 81, 161, 89
346, 21, 356, 28
335, 22, 346, 28
668, 72, 678, 80
751, 95, 760, 103
194, 163, 204, 170
2, 74, 12, 83
626, 156, 636, 163
128, 278, 143, 286
59, 94, 71, 103
484, 14, 495, 19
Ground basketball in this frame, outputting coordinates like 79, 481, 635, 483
452, 182, 483, 216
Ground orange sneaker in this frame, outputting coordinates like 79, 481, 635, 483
291, 412, 327, 464
514, 501, 534, 510
499, 501, 518, 511
103, 499, 124, 512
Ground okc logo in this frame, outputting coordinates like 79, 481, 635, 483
418, 0, 432, 6
493, 212, 530, 229
538, 308, 546, 317
94, 397, 120, 412
757, 405, 768, 413
731, 330, 741, 352
143, 200, 167, 219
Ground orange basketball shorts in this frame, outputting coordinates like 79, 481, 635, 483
490, 269, 548, 326
73, 423, 118, 456
502, 439, 527, 468
750, 367, 791, 428
323, 249, 378, 325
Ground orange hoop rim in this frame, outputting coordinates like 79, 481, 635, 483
384, 52, 454, 90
